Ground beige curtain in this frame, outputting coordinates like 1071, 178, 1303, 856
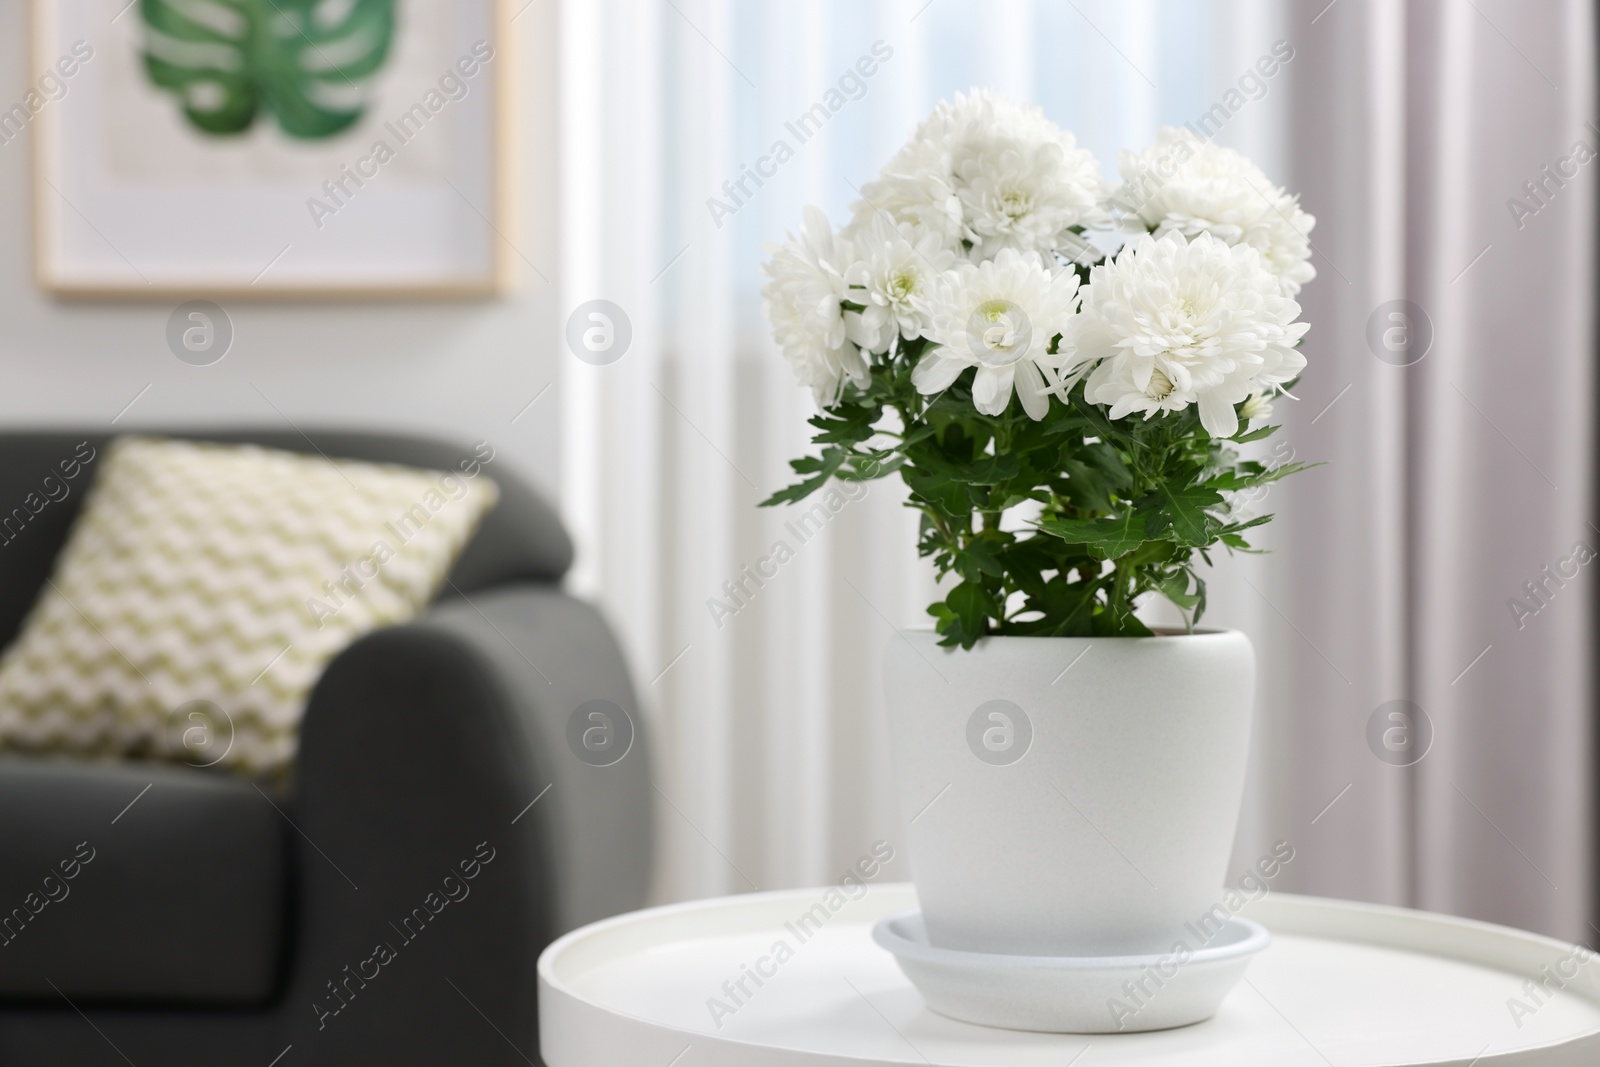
1229, 0, 1595, 941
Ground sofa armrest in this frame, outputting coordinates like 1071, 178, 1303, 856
279, 584, 651, 1065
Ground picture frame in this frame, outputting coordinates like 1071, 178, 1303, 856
27, 0, 514, 299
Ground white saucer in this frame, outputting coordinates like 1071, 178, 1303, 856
871, 909, 1271, 1034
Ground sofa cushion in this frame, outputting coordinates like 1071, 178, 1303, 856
0, 759, 287, 1003
0, 431, 574, 659
0, 436, 499, 775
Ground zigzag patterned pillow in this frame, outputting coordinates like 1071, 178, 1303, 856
0, 437, 499, 776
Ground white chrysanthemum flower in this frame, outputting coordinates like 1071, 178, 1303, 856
955, 135, 1105, 259
1238, 389, 1275, 423
761, 206, 874, 406
851, 90, 1107, 261
1069, 231, 1308, 438
844, 214, 957, 347
913, 248, 1081, 420
852, 134, 964, 252
1110, 127, 1317, 294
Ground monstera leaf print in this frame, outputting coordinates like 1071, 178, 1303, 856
138, 0, 397, 138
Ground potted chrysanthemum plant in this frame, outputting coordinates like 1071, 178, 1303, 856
760, 94, 1316, 1032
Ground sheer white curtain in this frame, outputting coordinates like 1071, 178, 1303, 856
558, 0, 1301, 903
556, 0, 1595, 937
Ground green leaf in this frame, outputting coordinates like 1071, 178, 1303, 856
1215, 512, 1272, 552
1205, 461, 1318, 493
933, 580, 999, 648
1159, 570, 1202, 610
1094, 604, 1153, 637
918, 450, 1020, 485
960, 538, 1007, 578
1035, 512, 1150, 559
807, 403, 881, 444
997, 491, 1045, 511
759, 449, 846, 507
1218, 513, 1273, 536
1069, 390, 1122, 442
948, 580, 995, 630
1141, 484, 1224, 546
900, 465, 955, 506
1230, 423, 1281, 443
837, 453, 901, 481
140, 0, 397, 138
1058, 456, 1115, 512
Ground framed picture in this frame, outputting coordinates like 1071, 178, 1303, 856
28, 0, 513, 298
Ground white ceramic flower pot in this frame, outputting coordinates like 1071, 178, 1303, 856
882, 629, 1255, 958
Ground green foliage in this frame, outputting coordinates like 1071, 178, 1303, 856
761, 335, 1314, 648
140, 0, 396, 138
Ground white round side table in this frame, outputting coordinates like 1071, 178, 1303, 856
538, 882, 1600, 1065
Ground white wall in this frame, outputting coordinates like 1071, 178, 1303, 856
0, 2, 564, 503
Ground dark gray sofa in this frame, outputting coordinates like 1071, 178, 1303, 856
0, 430, 652, 1066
